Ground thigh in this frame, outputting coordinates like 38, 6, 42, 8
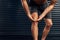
29, 5, 38, 14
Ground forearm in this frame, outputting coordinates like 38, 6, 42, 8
21, 0, 32, 18
39, 4, 55, 18
39, 0, 57, 19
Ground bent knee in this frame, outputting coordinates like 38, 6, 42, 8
46, 22, 53, 27
45, 22, 53, 30
31, 12, 38, 19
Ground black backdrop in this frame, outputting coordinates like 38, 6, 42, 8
0, 0, 60, 36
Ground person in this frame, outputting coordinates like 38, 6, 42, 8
21, 0, 57, 40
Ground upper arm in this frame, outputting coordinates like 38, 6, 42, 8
50, 0, 57, 5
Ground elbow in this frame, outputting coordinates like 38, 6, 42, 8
53, 0, 57, 4
54, 1, 57, 5
49, 3, 56, 7
55, 0, 58, 3
50, 0, 57, 6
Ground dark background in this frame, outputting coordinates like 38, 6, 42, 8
0, 0, 60, 40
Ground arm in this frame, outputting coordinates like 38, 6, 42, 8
38, 0, 57, 20
21, 0, 33, 21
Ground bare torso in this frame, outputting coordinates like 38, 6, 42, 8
33, 0, 47, 5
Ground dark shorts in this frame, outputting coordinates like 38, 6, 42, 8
29, 2, 52, 19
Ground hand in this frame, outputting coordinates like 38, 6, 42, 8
29, 17, 38, 22
30, 18, 38, 22
28, 14, 38, 22
28, 16, 36, 22
37, 16, 43, 21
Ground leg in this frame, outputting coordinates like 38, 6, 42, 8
41, 19, 53, 40
31, 12, 38, 40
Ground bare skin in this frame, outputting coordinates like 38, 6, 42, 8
41, 19, 53, 40
31, 12, 38, 40
21, 0, 57, 40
